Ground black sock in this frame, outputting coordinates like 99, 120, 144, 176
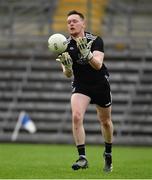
77, 144, 85, 157
105, 142, 112, 154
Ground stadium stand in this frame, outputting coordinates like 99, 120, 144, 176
0, 53, 71, 143
0, 0, 57, 53
51, 0, 108, 35
0, 0, 152, 145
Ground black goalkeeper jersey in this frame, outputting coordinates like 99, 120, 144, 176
66, 32, 109, 85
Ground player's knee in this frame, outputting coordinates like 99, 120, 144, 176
101, 118, 111, 129
72, 112, 83, 125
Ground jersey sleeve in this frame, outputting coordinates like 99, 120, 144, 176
91, 36, 104, 53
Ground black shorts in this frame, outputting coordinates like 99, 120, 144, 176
71, 75, 112, 108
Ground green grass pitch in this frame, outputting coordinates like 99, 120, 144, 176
0, 143, 152, 179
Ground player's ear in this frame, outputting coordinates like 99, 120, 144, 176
83, 19, 86, 29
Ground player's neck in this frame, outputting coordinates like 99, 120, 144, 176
71, 31, 85, 40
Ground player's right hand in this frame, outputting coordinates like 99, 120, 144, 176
56, 52, 73, 70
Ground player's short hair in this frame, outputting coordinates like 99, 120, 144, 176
67, 10, 85, 20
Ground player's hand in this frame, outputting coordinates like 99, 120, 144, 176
76, 37, 93, 61
56, 52, 73, 70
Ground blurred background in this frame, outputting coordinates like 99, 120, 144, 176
0, 0, 152, 145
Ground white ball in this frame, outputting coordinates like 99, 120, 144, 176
48, 33, 68, 54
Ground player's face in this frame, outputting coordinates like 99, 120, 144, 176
67, 14, 85, 38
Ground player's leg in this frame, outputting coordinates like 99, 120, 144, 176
71, 93, 90, 170
96, 105, 113, 172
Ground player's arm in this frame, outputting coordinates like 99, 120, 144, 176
56, 52, 73, 78
76, 37, 104, 70
88, 50, 104, 70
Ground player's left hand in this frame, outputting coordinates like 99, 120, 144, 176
76, 37, 93, 61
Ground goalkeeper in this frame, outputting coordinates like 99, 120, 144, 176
56, 10, 113, 172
